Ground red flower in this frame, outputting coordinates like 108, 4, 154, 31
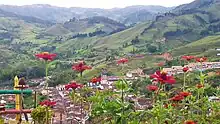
169, 95, 184, 101
65, 81, 83, 90
179, 92, 191, 97
40, 100, 56, 107
117, 58, 128, 64
146, 85, 158, 92
164, 103, 177, 108
196, 84, 204, 89
91, 77, 102, 84
157, 62, 165, 67
184, 120, 197, 124
183, 67, 189, 72
195, 57, 207, 63
150, 71, 176, 84
35, 52, 57, 61
181, 56, 195, 61
72, 61, 92, 77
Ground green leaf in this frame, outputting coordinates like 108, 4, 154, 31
159, 92, 166, 97
114, 79, 129, 90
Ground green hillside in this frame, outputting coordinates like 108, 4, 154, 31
94, 22, 150, 49
133, 0, 220, 52
45, 24, 71, 36
171, 34, 220, 58
70, 0, 220, 57
1, 0, 220, 84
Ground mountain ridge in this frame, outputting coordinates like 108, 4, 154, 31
0, 8, 53, 26
0, 4, 173, 24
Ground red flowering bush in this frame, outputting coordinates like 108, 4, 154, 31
184, 120, 197, 124
179, 91, 191, 97
169, 95, 185, 101
195, 57, 207, 63
196, 84, 204, 89
65, 81, 83, 90
35, 52, 57, 95
181, 55, 195, 61
146, 85, 158, 92
117, 58, 128, 64
35, 52, 56, 61
91, 77, 102, 84
150, 71, 176, 84
39, 100, 56, 107
183, 67, 189, 72
72, 61, 92, 77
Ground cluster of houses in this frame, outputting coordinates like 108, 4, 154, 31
163, 62, 220, 75
55, 68, 146, 91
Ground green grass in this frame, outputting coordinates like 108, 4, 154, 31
82, 63, 106, 78
45, 24, 71, 35
123, 46, 135, 53
82, 24, 105, 33
171, 35, 220, 57
94, 22, 150, 49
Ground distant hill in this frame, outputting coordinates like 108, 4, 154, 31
0, 4, 78, 23
44, 16, 127, 36
87, 0, 220, 54
0, 9, 53, 26
0, 9, 50, 41
173, 0, 220, 13
123, 10, 156, 24
136, 0, 220, 51
0, 4, 173, 24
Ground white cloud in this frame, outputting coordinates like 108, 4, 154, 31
0, 0, 194, 8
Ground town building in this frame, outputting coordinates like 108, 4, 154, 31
126, 68, 145, 78
163, 62, 220, 75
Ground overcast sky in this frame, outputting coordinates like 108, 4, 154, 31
0, 0, 194, 8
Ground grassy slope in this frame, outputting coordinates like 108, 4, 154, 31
0, 16, 50, 71
52, 22, 151, 61
94, 22, 150, 49
171, 34, 220, 59
140, 14, 206, 48
45, 24, 71, 36
137, 2, 220, 51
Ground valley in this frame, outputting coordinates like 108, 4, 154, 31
1, 0, 220, 84
0, 0, 219, 123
